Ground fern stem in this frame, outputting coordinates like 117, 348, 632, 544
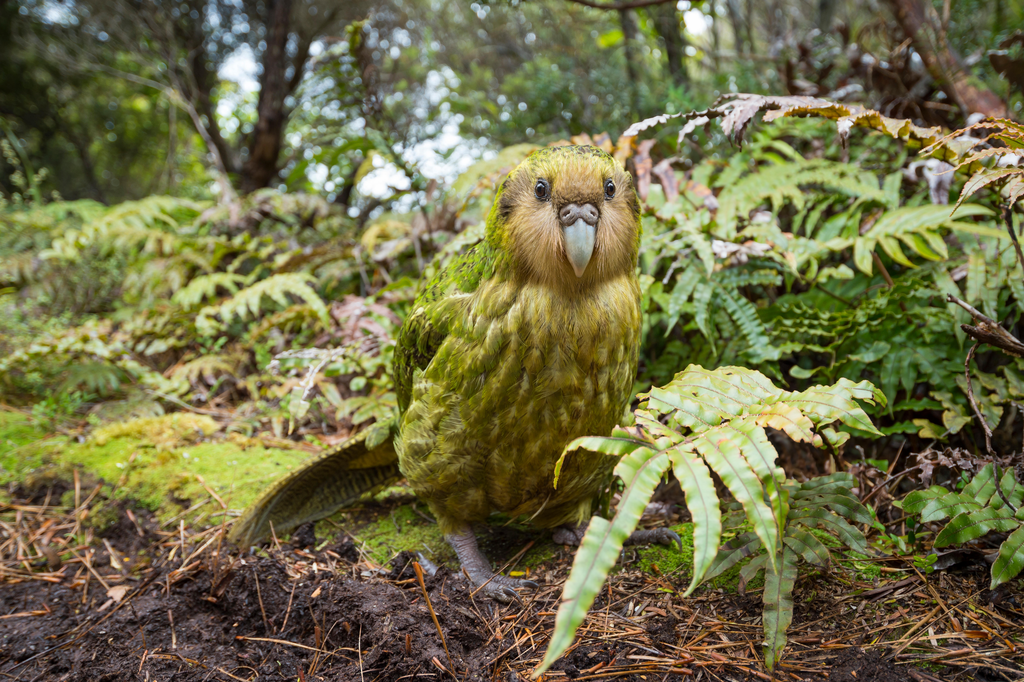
871, 251, 914, 323
1002, 206, 1024, 276
964, 343, 1017, 513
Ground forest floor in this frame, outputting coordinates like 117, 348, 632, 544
2, 412, 1023, 681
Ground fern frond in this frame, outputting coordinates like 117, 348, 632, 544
537, 367, 883, 677
715, 160, 886, 238
827, 204, 993, 275
42, 196, 207, 261
169, 354, 242, 386
172, 272, 248, 308
196, 273, 330, 336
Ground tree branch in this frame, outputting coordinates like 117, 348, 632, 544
946, 294, 1024, 358
964, 343, 1017, 513
563, 0, 677, 10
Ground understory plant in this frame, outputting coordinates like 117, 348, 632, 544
901, 463, 1024, 588
536, 365, 884, 675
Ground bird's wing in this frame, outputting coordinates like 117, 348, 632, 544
228, 416, 400, 546
230, 241, 500, 546
394, 240, 499, 411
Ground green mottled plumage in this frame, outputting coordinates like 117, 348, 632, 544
230, 145, 641, 546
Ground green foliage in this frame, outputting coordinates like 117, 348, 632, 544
902, 463, 1024, 588
538, 366, 883, 675
0, 189, 411, 440
635, 101, 1024, 451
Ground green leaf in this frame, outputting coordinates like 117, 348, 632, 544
783, 527, 831, 566
763, 547, 798, 671
935, 507, 1019, 547
991, 524, 1024, 588
668, 444, 722, 595
704, 532, 762, 581
739, 553, 768, 590
917, 491, 982, 523
793, 491, 875, 526
554, 436, 651, 488
901, 487, 948, 515
963, 464, 996, 503
695, 424, 783, 572
537, 449, 671, 677
790, 508, 868, 554
853, 237, 874, 275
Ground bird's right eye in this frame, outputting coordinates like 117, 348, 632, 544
535, 179, 550, 201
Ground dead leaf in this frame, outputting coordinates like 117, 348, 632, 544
613, 134, 634, 165
650, 159, 679, 202
632, 139, 657, 203
591, 132, 614, 153
107, 585, 130, 604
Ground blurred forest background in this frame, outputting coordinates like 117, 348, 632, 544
1, 0, 1023, 468
5, 3, 1024, 674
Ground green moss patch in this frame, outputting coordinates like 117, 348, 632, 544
0, 411, 313, 523
338, 502, 451, 566
0, 411, 54, 482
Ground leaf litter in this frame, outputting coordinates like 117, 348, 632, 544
2, 471, 1022, 681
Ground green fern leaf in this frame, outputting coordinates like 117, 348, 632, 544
763, 547, 798, 670
783, 527, 831, 567
196, 273, 330, 335
935, 507, 1019, 547
669, 443, 722, 596
536, 448, 670, 677
991, 525, 1024, 588
704, 531, 762, 581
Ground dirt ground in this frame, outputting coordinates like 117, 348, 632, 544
2, 478, 1023, 682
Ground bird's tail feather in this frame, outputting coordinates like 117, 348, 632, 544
228, 416, 400, 546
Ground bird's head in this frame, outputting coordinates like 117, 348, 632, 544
487, 145, 641, 290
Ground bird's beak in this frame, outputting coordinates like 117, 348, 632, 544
563, 218, 596, 278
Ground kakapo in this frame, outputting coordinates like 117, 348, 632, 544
230, 145, 679, 600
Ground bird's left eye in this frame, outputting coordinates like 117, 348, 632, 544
604, 179, 616, 199
535, 179, 550, 201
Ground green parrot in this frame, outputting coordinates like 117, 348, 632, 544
229, 145, 679, 599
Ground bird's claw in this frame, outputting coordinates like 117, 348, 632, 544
558, 523, 683, 551
416, 552, 440, 577
471, 573, 539, 603
625, 527, 683, 551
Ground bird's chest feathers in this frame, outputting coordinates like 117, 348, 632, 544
436, 276, 641, 441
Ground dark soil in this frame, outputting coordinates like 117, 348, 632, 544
3, 484, 1022, 681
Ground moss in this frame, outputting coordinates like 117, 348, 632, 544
91, 413, 219, 450
82, 499, 121, 533
341, 503, 451, 566
520, 542, 557, 569
633, 522, 695, 576
0, 411, 313, 524
0, 412, 53, 484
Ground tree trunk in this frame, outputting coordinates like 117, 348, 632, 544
241, 0, 293, 194
649, 4, 688, 87
885, 0, 1008, 119
709, 0, 720, 69
744, 0, 756, 55
619, 9, 641, 108
725, 0, 747, 55
70, 128, 108, 204
817, 0, 837, 31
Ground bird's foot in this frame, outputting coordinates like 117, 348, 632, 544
625, 527, 683, 550
552, 524, 587, 546
446, 528, 539, 603
555, 521, 682, 551
469, 572, 540, 602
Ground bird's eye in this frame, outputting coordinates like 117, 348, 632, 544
535, 179, 550, 201
604, 179, 616, 199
